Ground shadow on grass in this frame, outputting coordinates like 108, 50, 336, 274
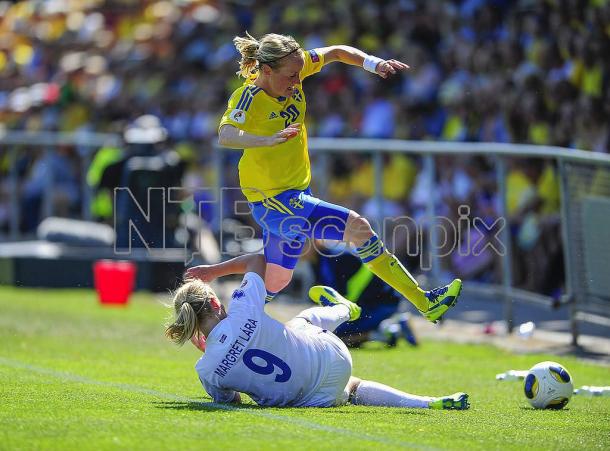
314, 408, 428, 416
153, 400, 265, 412
155, 400, 431, 415
518, 406, 572, 411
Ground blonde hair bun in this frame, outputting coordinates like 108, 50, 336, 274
233, 32, 301, 78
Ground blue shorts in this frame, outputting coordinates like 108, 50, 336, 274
250, 188, 350, 269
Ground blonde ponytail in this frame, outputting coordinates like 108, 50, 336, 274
233, 31, 260, 78
165, 279, 217, 346
233, 32, 301, 78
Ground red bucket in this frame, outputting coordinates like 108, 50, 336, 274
93, 260, 137, 305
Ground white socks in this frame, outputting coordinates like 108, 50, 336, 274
351, 380, 432, 408
296, 305, 350, 331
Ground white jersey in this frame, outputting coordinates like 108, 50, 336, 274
195, 272, 351, 407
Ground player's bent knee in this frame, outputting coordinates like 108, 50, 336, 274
345, 211, 374, 246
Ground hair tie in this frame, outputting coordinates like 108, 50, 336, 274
259, 47, 300, 65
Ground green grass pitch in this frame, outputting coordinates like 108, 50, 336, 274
1, 286, 609, 450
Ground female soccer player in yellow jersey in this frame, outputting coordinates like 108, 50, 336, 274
207, 32, 462, 323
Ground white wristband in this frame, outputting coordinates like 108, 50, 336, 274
363, 55, 383, 73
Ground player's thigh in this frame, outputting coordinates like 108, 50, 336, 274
250, 193, 313, 240
285, 317, 309, 330
307, 198, 350, 241
251, 190, 349, 242
306, 333, 353, 407
263, 230, 306, 271
285, 317, 318, 332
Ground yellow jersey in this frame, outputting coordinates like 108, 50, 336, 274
219, 49, 325, 202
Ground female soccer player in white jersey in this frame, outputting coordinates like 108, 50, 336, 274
210, 32, 461, 323
168, 254, 469, 409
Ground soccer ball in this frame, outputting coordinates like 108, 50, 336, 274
524, 361, 573, 409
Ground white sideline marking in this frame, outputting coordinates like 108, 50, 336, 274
0, 356, 435, 450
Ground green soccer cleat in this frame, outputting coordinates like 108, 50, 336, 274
429, 392, 470, 410
308, 285, 362, 322
421, 279, 462, 324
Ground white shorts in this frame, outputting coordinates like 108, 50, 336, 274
288, 320, 353, 407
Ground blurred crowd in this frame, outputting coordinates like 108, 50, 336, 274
1, 0, 609, 295
1, 0, 608, 146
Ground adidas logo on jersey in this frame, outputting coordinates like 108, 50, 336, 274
269, 112, 279, 119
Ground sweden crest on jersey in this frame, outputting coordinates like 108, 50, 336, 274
292, 88, 303, 102
289, 194, 305, 209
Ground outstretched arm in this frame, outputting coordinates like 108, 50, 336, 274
316, 45, 409, 79
186, 254, 266, 283
218, 123, 301, 149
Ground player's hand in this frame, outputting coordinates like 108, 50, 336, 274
185, 265, 217, 282
376, 59, 410, 79
268, 123, 301, 146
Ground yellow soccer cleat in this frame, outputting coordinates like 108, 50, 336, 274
308, 285, 362, 322
421, 279, 462, 324
429, 392, 470, 410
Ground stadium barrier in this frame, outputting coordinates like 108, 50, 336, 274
1, 131, 609, 344
0, 130, 121, 239
301, 138, 610, 345
0, 131, 186, 291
